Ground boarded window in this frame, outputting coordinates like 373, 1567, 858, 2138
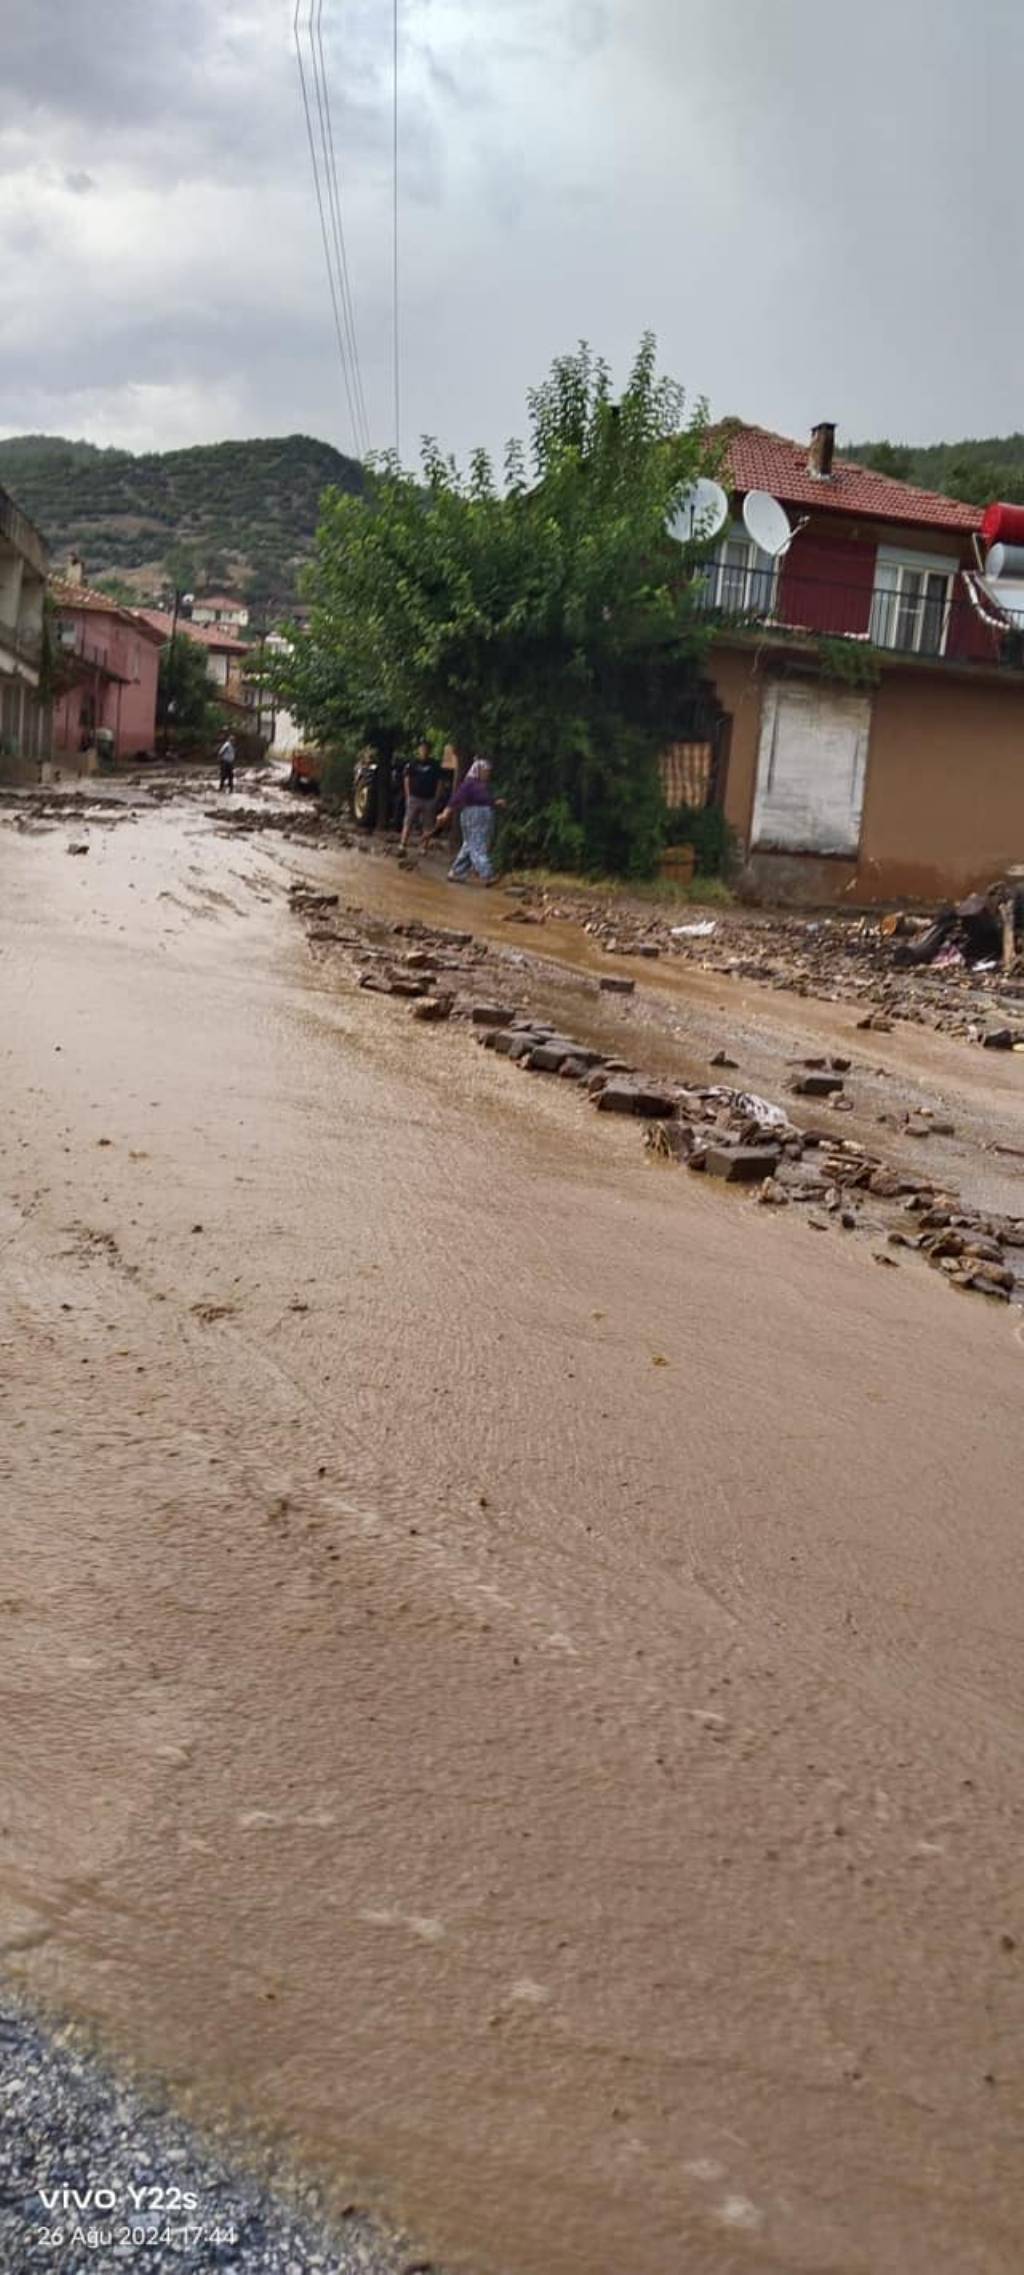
751, 682, 872, 856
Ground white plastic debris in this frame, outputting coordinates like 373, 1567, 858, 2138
670, 918, 717, 938
735, 1092, 789, 1129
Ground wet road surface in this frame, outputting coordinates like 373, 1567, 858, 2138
1, 798, 1023, 2275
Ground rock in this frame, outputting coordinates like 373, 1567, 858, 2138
412, 997, 452, 1022
790, 1072, 845, 1097
710, 1050, 739, 1068
756, 1178, 790, 1205
488, 1029, 520, 1056
645, 1120, 695, 1161
982, 1028, 1016, 1050
67, 841, 89, 855
857, 1012, 893, 1031
359, 972, 428, 998
506, 1032, 544, 1061
559, 1058, 589, 1079
526, 1042, 581, 1072
596, 1080, 678, 1118
471, 1003, 517, 1026
599, 975, 636, 995
703, 1144, 782, 1182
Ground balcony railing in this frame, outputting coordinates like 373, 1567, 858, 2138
54, 621, 133, 680
0, 612, 44, 669
693, 569, 1024, 671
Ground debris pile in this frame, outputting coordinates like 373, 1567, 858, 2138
285, 881, 1024, 1308
508, 876, 1024, 1050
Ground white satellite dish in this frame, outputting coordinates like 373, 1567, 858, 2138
667, 478, 729, 545
742, 491, 792, 558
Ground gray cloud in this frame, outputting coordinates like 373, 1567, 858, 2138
0, 0, 1021, 465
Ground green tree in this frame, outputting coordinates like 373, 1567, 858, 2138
267, 335, 718, 874
859, 441, 913, 482
158, 636, 218, 744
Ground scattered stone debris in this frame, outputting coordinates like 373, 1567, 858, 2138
599, 975, 636, 996
282, 875, 1024, 1312
497, 875, 1024, 1052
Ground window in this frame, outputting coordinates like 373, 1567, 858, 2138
698, 527, 777, 617
870, 549, 956, 656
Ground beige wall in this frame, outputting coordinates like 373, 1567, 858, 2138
707, 641, 1024, 903
857, 673, 1024, 898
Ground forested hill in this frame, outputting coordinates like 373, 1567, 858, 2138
0, 432, 363, 597
849, 433, 1024, 507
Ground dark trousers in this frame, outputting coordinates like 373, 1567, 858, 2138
219, 760, 234, 792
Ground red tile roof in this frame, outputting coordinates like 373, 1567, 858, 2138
135, 609, 250, 655
715, 424, 982, 533
49, 576, 165, 639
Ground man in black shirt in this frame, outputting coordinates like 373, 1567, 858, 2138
401, 738, 441, 850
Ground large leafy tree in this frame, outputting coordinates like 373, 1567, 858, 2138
268, 336, 719, 873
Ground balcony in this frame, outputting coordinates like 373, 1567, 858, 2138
0, 611, 44, 673
694, 567, 1023, 673
54, 620, 133, 682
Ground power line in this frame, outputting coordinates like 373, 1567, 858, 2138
393, 0, 400, 460
292, 0, 368, 458
312, 1, 370, 455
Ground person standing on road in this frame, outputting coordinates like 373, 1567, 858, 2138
217, 734, 236, 793
401, 738, 441, 851
434, 757, 505, 885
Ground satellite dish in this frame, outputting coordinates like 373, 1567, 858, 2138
742, 491, 792, 557
667, 478, 728, 545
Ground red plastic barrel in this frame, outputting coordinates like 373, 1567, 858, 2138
981, 501, 1024, 548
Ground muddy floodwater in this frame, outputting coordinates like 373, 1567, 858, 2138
2, 797, 1023, 2275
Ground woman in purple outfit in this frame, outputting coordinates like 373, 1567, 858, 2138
434, 757, 505, 884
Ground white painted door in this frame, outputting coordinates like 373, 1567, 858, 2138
751, 682, 872, 855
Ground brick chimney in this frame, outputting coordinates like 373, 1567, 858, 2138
807, 423, 836, 479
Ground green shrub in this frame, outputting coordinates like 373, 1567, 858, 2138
661, 801, 737, 876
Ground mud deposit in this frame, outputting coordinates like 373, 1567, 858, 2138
1, 799, 1023, 2275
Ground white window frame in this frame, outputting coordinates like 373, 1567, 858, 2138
870, 545, 958, 658
699, 525, 778, 618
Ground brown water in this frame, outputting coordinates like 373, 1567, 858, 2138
2, 802, 1023, 2275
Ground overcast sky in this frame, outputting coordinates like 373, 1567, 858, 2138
1, 0, 1021, 468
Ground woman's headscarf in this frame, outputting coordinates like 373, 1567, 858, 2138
466, 757, 492, 780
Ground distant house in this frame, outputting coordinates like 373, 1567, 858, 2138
135, 610, 257, 723
681, 423, 1024, 902
50, 567, 163, 761
0, 484, 49, 769
188, 592, 250, 633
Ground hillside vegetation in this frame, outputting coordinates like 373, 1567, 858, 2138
0, 432, 363, 598
850, 433, 1024, 507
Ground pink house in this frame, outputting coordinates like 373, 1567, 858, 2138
50, 574, 163, 760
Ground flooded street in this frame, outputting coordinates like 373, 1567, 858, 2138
2, 795, 1023, 2275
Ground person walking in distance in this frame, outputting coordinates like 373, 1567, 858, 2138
434, 757, 504, 885
217, 733, 236, 793
401, 737, 441, 851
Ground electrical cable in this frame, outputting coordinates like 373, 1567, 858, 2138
393, 0, 400, 459
311, 1, 370, 456
292, 0, 365, 456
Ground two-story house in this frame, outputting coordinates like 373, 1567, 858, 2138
188, 593, 250, 633
136, 610, 256, 724
50, 569, 164, 761
684, 423, 1023, 902
0, 485, 49, 770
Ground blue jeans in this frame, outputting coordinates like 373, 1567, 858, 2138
449, 803, 494, 881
